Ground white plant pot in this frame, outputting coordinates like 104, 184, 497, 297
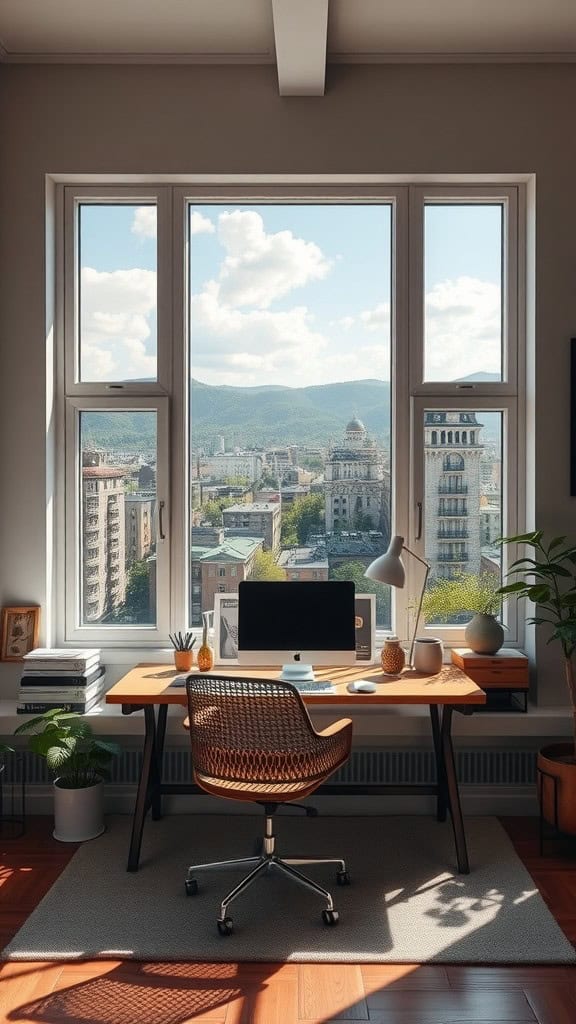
53, 778, 105, 842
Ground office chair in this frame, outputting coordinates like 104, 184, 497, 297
183, 674, 353, 935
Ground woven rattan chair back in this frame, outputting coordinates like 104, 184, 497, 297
185, 674, 347, 787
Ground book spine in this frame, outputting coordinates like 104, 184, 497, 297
22, 658, 100, 673
20, 667, 105, 686
17, 696, 103, 714
17, 685, 105, 701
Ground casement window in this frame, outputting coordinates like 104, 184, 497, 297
58, 182, 524, 648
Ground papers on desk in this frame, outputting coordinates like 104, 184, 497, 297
169, 675, 189, 687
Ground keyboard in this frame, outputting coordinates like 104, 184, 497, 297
291, 680, 336, 694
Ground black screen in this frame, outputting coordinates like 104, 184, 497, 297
238, 581, 356, 652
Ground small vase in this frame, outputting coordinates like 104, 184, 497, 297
197, 623, 214, 671
381, 636, 405, 675
464, 613, 504, 655
174, 649, 194, 672
413, 637, 443, 674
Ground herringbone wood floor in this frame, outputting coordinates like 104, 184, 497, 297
0, 816, 575, 1023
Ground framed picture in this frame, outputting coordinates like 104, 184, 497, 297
355, 594, 376, 663
213, 593, 239, 666
0, 606, 40, 662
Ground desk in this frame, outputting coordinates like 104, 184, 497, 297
106, 663, 485, 875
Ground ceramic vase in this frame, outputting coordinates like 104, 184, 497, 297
464, 613, 504, 655
413, 637, 443, 674
381, 636, 405, 675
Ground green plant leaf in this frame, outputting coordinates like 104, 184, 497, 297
498, 581, 528, 594
527, 584, 552, 602
548, 536, 567, 551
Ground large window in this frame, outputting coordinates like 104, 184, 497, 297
59, 183, 523, 647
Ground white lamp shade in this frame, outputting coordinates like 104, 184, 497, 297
364, 535, 406, 588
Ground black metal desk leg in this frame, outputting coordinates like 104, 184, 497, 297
429, 705, 447, 822
440, 706, 470, 874
127, 704, 158, 872
151, 704, 168, 821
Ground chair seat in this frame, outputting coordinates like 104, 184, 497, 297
194, 771, 321, 802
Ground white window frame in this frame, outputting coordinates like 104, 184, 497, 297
55, 179, 525, 651
62, 396, 171, 646
63, 186, 173, 398
409, 396, 520, 647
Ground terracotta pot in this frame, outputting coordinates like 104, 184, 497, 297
537, 742, 576, 835
174, 649, 194, 672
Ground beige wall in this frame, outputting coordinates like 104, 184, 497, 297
0, 63, 574, 703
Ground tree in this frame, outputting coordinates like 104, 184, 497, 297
249, 549, 287, 581
258, 472, 281, 489
281, 494, 324, 546
331, 559, 391, 626
123, 560, 151, 621
201, 496, 236, 526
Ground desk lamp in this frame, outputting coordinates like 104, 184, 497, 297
364, 535, 431, 668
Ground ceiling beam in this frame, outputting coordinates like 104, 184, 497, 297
272, 0, 328, 96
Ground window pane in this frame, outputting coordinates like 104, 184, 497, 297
79, 411, 157, 626
78, 204, 157, 382
424, 204, 503, 382
422, 409, 502, 624
188, 203, 392, 628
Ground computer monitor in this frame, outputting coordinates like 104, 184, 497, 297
237, 580, 356, 681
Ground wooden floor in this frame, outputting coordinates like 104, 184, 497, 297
1, 817, 575, 1023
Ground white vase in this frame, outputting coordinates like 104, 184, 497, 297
413, 637, 443, 674
53, 778, 105, 842
464, 613, 504, 655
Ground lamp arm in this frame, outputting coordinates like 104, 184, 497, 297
403, 545, 431, 668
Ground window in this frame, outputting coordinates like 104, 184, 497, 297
59, 182, 524, 648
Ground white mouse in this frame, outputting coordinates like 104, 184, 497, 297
347, 679, 377, 694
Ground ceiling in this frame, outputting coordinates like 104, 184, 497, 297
2, 0, 576, 95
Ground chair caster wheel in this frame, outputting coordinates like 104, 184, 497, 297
185, 878, 198, 896
217, 917, 233, 936
336, 869, 351, 886
322, 909, 339, 926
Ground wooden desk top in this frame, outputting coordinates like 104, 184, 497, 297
106, 662, 486, 707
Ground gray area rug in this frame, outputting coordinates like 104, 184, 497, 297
3, 814, 575, 963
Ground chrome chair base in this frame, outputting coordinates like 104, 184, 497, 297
185, 814, 350, 929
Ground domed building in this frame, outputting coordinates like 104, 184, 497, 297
324, 415, 386, 532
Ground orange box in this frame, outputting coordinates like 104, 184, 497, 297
451, 648, 529, 690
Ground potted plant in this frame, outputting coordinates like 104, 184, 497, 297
498, 531, 576, 834
421, 571, 505, 654
169, 631, 196, 672
14, 708, 120, 842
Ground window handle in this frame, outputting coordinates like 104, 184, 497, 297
158, 500, 166, 541
415, 501, 423, 541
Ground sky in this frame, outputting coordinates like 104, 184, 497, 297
79, 201, 503, 388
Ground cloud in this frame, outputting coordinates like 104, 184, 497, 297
80, 266, 157, 381
188, 210, 337, 385
190, 211, 215, 235
334, 277, 500, 381
191, 283, 329, 385
215, 210, 333, 309
131, 206, 157, 240
424, 276, 501, 380
335, 302, 390, 335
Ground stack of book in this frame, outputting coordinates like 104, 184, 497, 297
17, 648, 105, 715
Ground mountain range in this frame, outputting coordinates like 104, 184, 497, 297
82, 375, 499, 452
